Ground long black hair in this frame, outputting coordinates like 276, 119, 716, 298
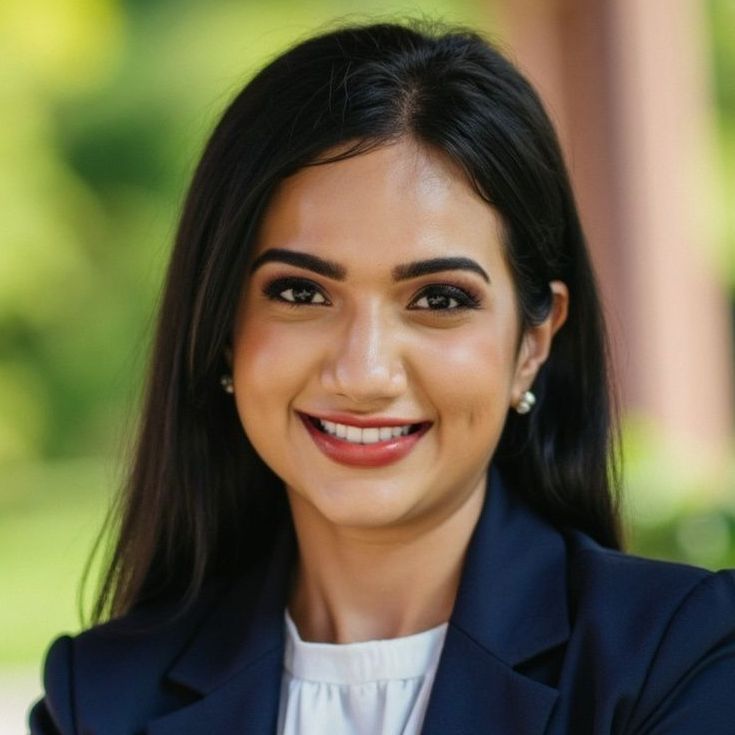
91, 20, 621, 623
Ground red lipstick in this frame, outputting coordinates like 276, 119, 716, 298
298, 413, 431, 468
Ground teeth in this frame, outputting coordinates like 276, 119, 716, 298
316, 419, 415, 444
362, 428, 380, 443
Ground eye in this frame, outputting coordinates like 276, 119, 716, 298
263, 277, 330, 305
408, 284, 481, 312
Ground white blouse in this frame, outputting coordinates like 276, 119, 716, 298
277, 611, 448, 735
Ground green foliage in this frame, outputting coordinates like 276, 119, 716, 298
0, 458, 110, 664
709, 0, 735, 286
710, 0, 735, 117
622, 416, 735, 570
0, 0, 488, 463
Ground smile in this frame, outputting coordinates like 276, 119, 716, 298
299, 413, 431, 467
315, 418, 416, 444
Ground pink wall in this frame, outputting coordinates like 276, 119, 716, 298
496, 0, 732, 476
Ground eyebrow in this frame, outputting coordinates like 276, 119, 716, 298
392, 257, 490, 283
250, 249, 346, 279
250, 248, 490, 283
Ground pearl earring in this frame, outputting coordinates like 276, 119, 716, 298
515, 389, 536, 415
220, 374, 234, 394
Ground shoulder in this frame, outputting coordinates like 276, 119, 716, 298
29, 523, 293, 735
562, 530, 735, 732
565, 529, 732, 624
29, 577, 233, 735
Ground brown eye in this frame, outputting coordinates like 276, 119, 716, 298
408, 284, 481, 311
263, 277, 330, 305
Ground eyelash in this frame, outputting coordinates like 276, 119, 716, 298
408, 283, 482, 312
262, 276, 482, 312
263, 277, 330, 306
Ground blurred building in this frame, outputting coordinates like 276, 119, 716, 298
496, 0, 733, 493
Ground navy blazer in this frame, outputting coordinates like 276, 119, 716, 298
30, 467, 735, 734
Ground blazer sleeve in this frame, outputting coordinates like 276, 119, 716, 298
28, 636, 76, 735
629, 569, 735, 734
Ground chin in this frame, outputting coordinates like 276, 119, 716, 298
286, 478, 426, 531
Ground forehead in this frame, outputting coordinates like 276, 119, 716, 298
252, 140, 506, 269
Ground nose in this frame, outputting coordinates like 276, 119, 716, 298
321, 303, 407, 405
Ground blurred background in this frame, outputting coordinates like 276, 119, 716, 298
2, 0, 734, 729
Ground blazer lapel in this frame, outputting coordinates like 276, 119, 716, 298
145, 649, 283, 735
421, 626, 559, 735
146, 522, 296, 735
146, 465, 569, 735
422, 465, 569, 735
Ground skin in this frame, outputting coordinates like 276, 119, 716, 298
230, 138, 568, 643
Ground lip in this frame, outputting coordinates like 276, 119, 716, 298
298, 412, 431, 468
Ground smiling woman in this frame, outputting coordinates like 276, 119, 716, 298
233, 142, 567, 548
30, 20, 735, 735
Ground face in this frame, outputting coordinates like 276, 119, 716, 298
231, 139, 566, 535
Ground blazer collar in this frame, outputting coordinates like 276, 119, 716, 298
450, 464, 570, 665
148, 465, 568, 734
421, 465, 568, 735
146, 523, 295, 735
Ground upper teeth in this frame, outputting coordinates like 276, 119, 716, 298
318, 419, 413, 444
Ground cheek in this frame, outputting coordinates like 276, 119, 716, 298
231, 316, 322, 406
232, 324, 277, 402
414, 322, 516, 429
230, 318, 301, 459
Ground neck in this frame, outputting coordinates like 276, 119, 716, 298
286, 477, 486, 643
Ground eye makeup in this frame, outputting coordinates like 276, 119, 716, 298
407, 283, 483, 312
261, 273, 484, 313
262, 276, 330, 306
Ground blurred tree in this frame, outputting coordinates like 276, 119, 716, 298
1, 0, 486, 464
709, 0, 735, 285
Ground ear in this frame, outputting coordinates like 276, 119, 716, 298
510, 280, 569, 406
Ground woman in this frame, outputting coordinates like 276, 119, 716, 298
30, 21, 735, 735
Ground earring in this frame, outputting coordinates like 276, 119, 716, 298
220, 374, 234, 394
515, 389, 536, 415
